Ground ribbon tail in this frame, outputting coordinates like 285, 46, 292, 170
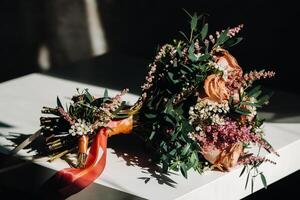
55, 129, 108, 198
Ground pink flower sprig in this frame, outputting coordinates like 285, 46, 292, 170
58, 107, 75, 125
238, 155, 276, 165
227, 24, 244, 38
142, 44, 177, 93
196, 119, 252, 150
141, 63, 157, 91
213, 24, 244, 39
104, 88, 129, 112
195, 118, 277, 155
243, 70, 275, 86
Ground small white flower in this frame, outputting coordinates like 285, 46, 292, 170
68, 118, 92, 136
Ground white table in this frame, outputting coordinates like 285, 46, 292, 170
0, 73, 300, 200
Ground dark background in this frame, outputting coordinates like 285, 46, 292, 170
0, 1, 299, 199
0, 0, 299, 94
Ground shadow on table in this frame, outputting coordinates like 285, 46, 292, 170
0, 121, 14, 128
1, 130, 177, 188
0, 132, 47, 158
108, 134, 177, 188
0, 132, 145, 200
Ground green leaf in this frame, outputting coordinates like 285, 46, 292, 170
190, 151, 199, 168
245, 172, 250, 189
257, 94, 272, 105
84, 89, 93, 102
149, 130, 156, 140
260, 173, 267, 189
235, 107, 251, 115
240, 102, 262, 108
200, 23, 208, 40
171, 130, 179, 141
181, 63, 194, 73
182, 8, 192, 18
188, 43, 197, 62
169, 149, 177, 157
170, 162, 179, 171
190, 13, 199, 31
180, 163, 188, 178
247, 85, 261, 97
165, 100, 174, 113
160, 141, 168, 152
164, 114, 176, 126
167, 72, 180, 84
179, 31, 189, 41
57, 96, 63, 109
104, 89, 108, 98
177, 47, 183, 57
181, 143, 191, 156
113, 113, 129, 119
198, 53, 211, 62
145, 113, 157, 119
251, 177, 254, 193
214, 28, 229, 47
240, 165, 247, 177
112, 101, 126, 115
224, 37, 243, 47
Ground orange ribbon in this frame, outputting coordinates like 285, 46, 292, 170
54, 117, 133, 198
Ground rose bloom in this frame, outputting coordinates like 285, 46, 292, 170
202, 143, 243, 171
204, 74, 229, 102
204, 49, 243, 102
213, 48, 243, 77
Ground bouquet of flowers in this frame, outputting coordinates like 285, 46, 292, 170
136, 12, 277, 183
13, 11, 277, 197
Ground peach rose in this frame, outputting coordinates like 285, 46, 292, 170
204, 74, 229, 102
202, 143, 243, 171
213, 48, 243, 77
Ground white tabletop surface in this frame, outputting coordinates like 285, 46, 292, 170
0, 73, 300, 200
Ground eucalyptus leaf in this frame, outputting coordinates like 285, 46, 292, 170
145, 113, 157, 119
240, 102, 262, 108
180, 163, 188, 178
200, 23, 208, 40
240, 165, 247, 177
181, 143, 191, 156
104, 89, 108, 98
260, 173, 267, 189
188, 43, 197, 62
245, 171, 250, 189
84, 89, 93, 103
247, 85, 261, 97
190, 13, 199, 31
167, 72, 180, 84
235, 107, 251, 115
177, 47, 183, 57
179, 31, 189, 41
224, 37, 243, 47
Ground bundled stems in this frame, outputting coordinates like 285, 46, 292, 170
77, 135, 89, 168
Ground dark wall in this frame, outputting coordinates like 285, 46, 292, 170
98, 0, 299, 93
1, 0, 299, 93
0, 0, 92, 82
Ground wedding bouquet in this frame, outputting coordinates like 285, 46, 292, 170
13, 11, 277, 197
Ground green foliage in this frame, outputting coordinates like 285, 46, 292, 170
138, 10, 273, 182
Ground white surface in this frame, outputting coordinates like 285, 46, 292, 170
0, 73, 300, 200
